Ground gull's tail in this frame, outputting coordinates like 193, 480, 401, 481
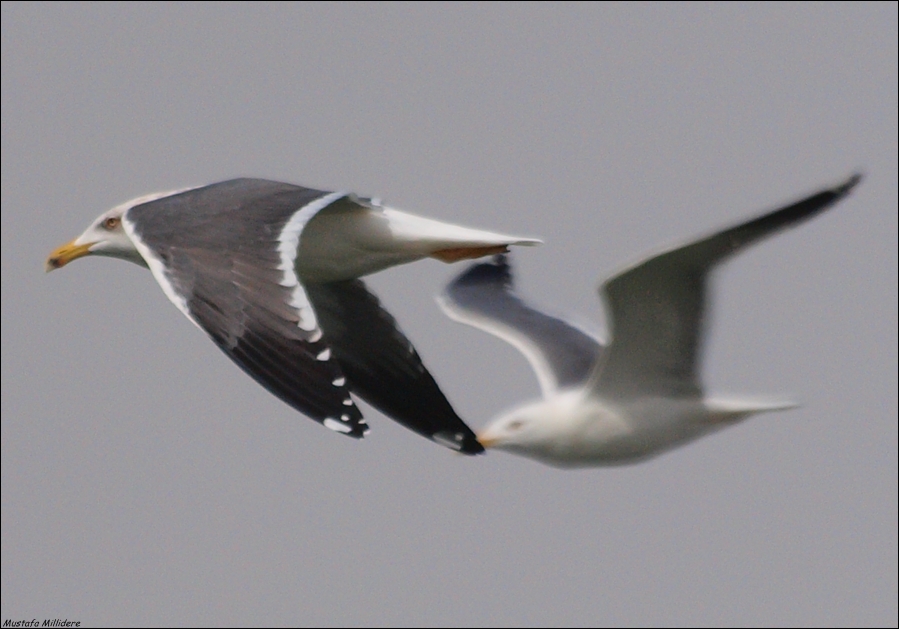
704, 396, 800, 424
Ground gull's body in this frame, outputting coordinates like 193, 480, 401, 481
47, 178, 540, 453
439, 175, 861, 467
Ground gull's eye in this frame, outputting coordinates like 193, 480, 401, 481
507, 420, 525, 432
102, 216, 120, 230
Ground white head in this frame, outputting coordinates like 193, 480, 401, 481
476, 391, 635, 468
476, 392, 595, 466
46, 191, 186, 272
477, 403, 546, 449
46, 206, 142, 271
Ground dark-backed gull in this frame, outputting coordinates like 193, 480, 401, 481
46, 178, 540, 454
438, 174, 861, 467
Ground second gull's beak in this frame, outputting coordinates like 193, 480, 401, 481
476, 432, 499, 449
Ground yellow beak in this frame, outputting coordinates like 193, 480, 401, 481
476, 433, 498, 449
46, 239, 93, 272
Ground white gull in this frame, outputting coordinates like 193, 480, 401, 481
439, 175, 861, 467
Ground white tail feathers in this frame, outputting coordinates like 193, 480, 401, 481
704, 397, 800, 423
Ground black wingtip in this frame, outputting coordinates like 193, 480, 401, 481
447, 253, 513, 290
432, 430, 486, 455
835, 172, 863, 197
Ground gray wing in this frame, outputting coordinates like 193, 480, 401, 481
127, 178, 484, 451
594, 174, 862, 400
160, 246, 368, 437
126, 179, 368, 437
306, 280, 483, 454
439, 255, 602, 398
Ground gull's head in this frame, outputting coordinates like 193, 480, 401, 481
46, 206, 143, 272
44, 191, 187, 272
476, 392, 623, 468
476, 397, 577, 460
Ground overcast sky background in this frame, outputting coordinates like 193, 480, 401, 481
2, 3, 896, 626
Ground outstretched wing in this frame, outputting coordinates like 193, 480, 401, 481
306, 279, 483, 454
439, 255, 602, 398
594, 174, 862, 400
124, 179, 368, 438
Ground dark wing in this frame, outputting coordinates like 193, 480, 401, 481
171, 248, 366, 436
594, 174, 862, 400
306, 279, 484, 454
124, 179, 367, 438
439, 255, 602, 397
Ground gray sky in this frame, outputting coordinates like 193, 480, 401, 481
2, 3, 896, 626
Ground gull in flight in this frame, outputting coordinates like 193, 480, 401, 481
439, 174, 861, 467
47, 178, 540, 453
